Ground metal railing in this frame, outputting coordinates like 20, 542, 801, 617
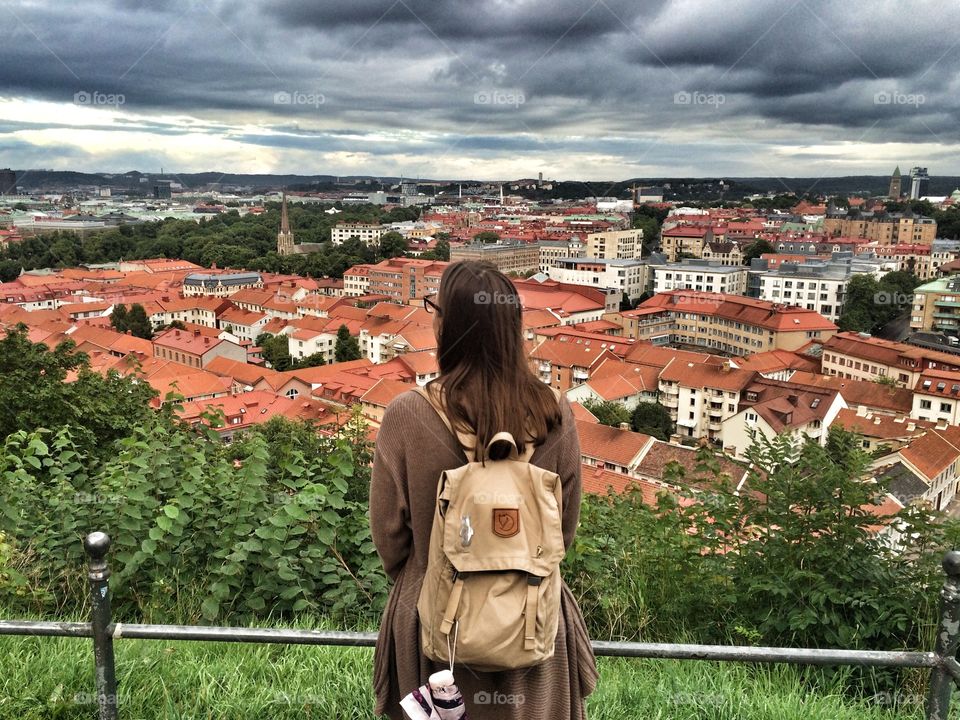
1, 531, 959, 720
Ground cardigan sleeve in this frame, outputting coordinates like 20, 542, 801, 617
557, 398, 583, 551
369, 397, 413, 581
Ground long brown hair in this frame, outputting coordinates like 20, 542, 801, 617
429, 260, 561, 460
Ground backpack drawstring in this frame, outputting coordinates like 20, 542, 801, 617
446, 619, 458, 673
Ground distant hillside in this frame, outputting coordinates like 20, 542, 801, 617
8, 169, 960, 201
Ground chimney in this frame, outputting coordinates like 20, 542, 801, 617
873, 417, 882, 425
907, 422, 916, 432
669, 433, 682, 445
722, 359, 733, 373
194, 329, 201, 336
619, 422, 630, 431
936, 418, 949, 430
856, 405, 868, 417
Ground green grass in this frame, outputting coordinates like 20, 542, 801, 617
0, 634, 941, 719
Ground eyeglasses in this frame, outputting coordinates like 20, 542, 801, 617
423, 293, 441, 315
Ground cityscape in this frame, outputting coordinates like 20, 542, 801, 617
3, 0, 960, 718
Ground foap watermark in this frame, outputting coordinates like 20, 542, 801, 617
868, 691, 926, 708
274, 90, 325, 109
674, 90, 724, 108
667, 691, 726, 707
473, 290, 520, 306
73, 491, 124, 506
474, 491, 524, 505
874, 90, 925, 107
474, 89, 525, 108
74, 90, 125, 108
874, 291, 912, 306
474, 690, 525, 706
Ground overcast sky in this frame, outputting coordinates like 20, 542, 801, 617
0, 0, 958, 181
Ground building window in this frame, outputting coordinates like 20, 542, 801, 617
941, 402, 952, 413
921, 399, 932, 409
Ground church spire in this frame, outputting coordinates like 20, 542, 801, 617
277, 192, 294, 255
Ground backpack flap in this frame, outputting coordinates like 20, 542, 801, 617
441, 460, 564, 576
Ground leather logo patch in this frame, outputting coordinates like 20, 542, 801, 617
493, 508, 520, 538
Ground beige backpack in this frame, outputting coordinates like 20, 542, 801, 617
413, 384, 565, 672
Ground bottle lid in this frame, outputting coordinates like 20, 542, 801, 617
429, 669, 455, 689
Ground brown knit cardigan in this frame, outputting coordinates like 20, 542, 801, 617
369, 388, 599, 720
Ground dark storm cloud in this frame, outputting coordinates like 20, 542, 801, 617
0, 0, 958, 174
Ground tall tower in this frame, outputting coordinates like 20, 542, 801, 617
888, 166, 902, 199
277, 192, 294, 255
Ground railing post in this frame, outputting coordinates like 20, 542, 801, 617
84, 532, 119, 720
926, 550, 960, 720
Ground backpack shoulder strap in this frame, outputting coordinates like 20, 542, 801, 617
413, 384, 552, 464
413, 385, 477, 462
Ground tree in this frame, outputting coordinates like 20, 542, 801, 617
291, 352, 326, 370
619, 292, 632, 311
838, 271, 918, 334
630, 401, 674, 440
256, 333, 292, 371
334, 325, 362, 363
433, 237, 450, 261
474, 231, 500, 244
377, 231, 408, 260
125, 304, 154, 340
110, 304, 129, 333
582, 399, 631, 428
0, 326, 156, 459
742, 239, 775, 265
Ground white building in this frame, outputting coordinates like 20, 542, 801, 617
538, 239, 585, 273
331, 223, 385, 246
911, 370, 960, 425
756, 253, 883, 324
652, 259, 747, 295
288, 328, 338, 364
547, 258, 649, 302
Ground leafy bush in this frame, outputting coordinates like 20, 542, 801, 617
0, 413, 386, 626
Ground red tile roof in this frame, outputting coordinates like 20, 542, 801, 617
640, 291, 837, 333
575, 419, 653, 467
660, 359, 756, 392
788, 371, 913, 414
581, 463, 672, 503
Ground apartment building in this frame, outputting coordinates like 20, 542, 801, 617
700, 241, 745, 266
182, 272, 264, 298
755, 253, 884, 323
872, 425, 960, 511
911, 276, 960, 335
660, 226, 713, 262
722, 378, 845, 459
820, 331, 960, 388
450, 241, 540, 274
585, 228, 643, 260
547, 258, 649, 302
911, 369, 960, 425
872, 244, 933, 280
153, 328, 247, 369
366, 257, 448, 303
822, 210, 937, 245
603, 307, 674, 345
658, 359, 754, 444
638, 291, 837, 355
652, 258, 747, 296
343, 264, 374, 297
331, 223, 385, 246
538, 239, 585, 273
529, 337, 619, 392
